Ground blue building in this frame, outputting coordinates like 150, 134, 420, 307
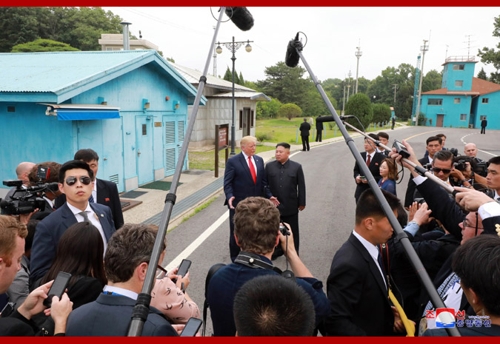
0, 50, 206, 193
420, 56, 500, 129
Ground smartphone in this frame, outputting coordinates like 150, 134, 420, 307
180, 317, 203, 337
176, 259, 192, 279
43, 271, 72, 307
359, 175, 367, 181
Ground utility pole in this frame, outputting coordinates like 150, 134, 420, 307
212, 26, 217, 76
393, 84, 398, 105
347, 70, 352, 101
355, 45, 362, 94
414, 39, 429, 126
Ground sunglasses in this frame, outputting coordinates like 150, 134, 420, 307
156, 265, 168, 279
432, 167, 452, 174
65, 176, 92, 186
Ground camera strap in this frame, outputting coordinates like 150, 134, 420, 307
234, 251, 291, 277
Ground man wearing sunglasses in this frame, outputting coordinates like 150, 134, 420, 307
29, 160, 116, 290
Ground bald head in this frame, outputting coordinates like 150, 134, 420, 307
464, 143, 478, 158
15, 162, 36, 185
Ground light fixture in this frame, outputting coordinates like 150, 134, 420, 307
142, 98, 150, 110
216, 44, 222, 54
173, 101, 180, 111
245, 40, 252, 52
165, 96, 170, 101
98, 97, 107, 105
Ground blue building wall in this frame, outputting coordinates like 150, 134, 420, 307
0, 58, 191, 192
476, 92, 500, 129
442, 61, 475, 91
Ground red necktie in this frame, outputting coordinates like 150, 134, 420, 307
248, 156, 257, 184
366, 154, 371, 166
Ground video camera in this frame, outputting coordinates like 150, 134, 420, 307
0, 166, 59, 215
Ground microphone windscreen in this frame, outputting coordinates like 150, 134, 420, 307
285, 33, 301, 68
316, 115, 335, 123
225, 7, 254, 31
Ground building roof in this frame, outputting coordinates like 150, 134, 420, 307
170, 62, 269, 101
0, 50, 204, 105
423, 77, 500, 96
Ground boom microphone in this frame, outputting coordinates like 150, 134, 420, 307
285, 32, 302, 68
316, 115, 354, 123
225, 7, 254, 31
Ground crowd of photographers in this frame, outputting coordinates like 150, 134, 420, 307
0, 133, 499, 336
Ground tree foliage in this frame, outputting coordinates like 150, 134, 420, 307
344, 93, 373, 130
277, 103, 302, 120
478, 15, 500, 84
477, 67, 487, 80
257, 98, 282, 119
11, 38, 79, 52
0, 7, 123, 52
372, 103, 392, 125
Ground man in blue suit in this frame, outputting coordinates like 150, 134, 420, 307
223, 136, 278, 262
29, 160, 116, 290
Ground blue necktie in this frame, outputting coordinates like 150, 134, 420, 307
89, 194, 95, 203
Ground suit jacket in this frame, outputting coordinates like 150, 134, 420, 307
324, 233, 394, 336
223, 153, 271, 209
299, 121, 311, 136
353, 151, 384, 202
265, 159, 306, 216
404, 157, 430, 208
55, 178, 124, 230
29, 203, 115, 286
65, 293, 178, 336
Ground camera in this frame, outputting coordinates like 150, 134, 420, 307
279, 223, 290, 236
454, 159, 467, 171
392, 140, 410, 158
0, 179, 58, 215
474, 160, 488, 177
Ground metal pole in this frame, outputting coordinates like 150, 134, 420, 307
355, 46, 362, 94
230, 36, 236, 156
290, 36, 460, 337
126, 7, 227, 337
414, 39, 428, 126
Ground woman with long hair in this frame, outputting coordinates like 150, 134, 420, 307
40, 221, 107, 310
378, 158, 398, 196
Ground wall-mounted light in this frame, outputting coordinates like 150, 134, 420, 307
98, 97, 107, 105
142, 98, 150, 110
165, 96, 170, 101
173, 101, 180, 111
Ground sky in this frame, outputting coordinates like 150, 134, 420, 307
102, 7, 500, 84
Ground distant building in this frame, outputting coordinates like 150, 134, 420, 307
98, 33, 158, 51
0, 50, 205, 193
419, 56, 500, 129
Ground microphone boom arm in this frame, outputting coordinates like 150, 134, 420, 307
290, 40, 461, 337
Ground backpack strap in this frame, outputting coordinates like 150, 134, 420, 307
202, 263, 226, 336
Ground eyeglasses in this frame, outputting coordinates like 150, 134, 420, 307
156, 265, 167, 279
462, 215, 483, 236
432, 167, 452, 174
65, 176, 92, 186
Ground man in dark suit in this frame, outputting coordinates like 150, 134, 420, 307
265, 142, 306, 258
29, 160, 116, 289
223, 136, 278, 262
65, 223, 178, 336
353, 134, 384, 203
403, 135, 442, 208
315, 116, 324, 142
323, 188, 406, 336
299, 118, 311, 151
481, 118, 487, 134
55, 148, 124, 230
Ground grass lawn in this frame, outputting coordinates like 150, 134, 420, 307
188, 117, 394, 171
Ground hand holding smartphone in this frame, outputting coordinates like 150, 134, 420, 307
43, 271, 72, 308
172, 259, 191, 284
180, 317, 202, 336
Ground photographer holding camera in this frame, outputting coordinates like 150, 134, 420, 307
206, 196, 329, 336
450, 155, 488, 191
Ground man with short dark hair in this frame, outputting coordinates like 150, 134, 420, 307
377, 132, 390, 156
265, 142, 306, 258
353, 133, 384, 203
324, 188, 408, 336
486, 156, 500, 201
233, 274, 315, 336
55, 148, 123, 230
315, 115, 323, 142
65, 224, 178, 336
207, 197, 329, 336
299, 118, 311, 151
29, 160, 115, 288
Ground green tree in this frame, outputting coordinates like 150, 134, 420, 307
223, 66, 241, 85
278, 103, 302, 120
256, 61, 313, 110
257, 98, 282, 119
372, 103, 392, 125
422, 70, 442, 91
301, 88, 338, 117
11, 38, 79, 52
478, 15, 500, 84
344, 93, 373, 130
0, 7, 45, 52
477, 67, 488, 80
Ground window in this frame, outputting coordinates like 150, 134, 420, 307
455, 80, 463, 87
460, 114, 467, 121
453, 64, 465, 70
428, 99, 443, 105
482, 98, 489, 104
454, 98, 461, 104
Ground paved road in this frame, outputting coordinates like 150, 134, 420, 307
159, 126, 500, 336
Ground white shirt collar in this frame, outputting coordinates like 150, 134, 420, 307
103, 285, 138, 300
